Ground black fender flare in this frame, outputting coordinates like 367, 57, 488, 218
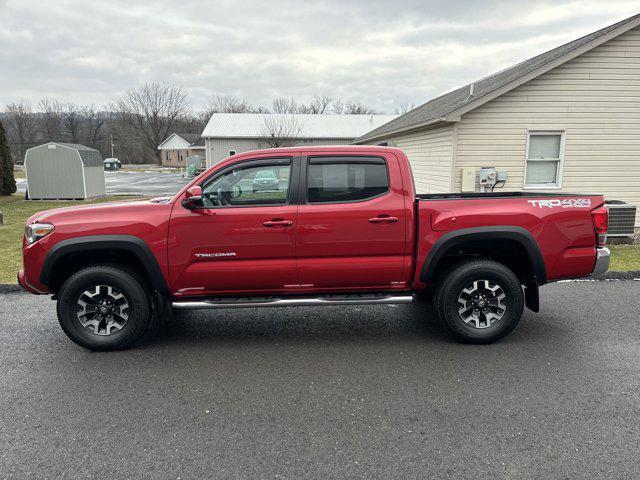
420, 226, 547, 285
40, 235, 169, 294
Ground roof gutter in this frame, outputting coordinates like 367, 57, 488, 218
353, 117, 451, 144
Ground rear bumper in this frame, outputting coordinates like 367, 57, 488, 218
591, 247, 611, 277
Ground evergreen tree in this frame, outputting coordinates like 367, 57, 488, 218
0, 119, 17, 196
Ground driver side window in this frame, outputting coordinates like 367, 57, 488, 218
201, 162, 291, 207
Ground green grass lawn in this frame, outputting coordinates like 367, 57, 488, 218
609, 244, 640, 272
1, 193, 639, 284
13, 168, 25, 180
0, 194, 139, 284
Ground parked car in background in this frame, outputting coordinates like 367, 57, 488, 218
252, 169, 280, 192
104, 158, 121, 170
253, 170, 280, 193
18, 146, 609, 351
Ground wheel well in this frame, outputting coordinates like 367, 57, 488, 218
47, 249, 151, 294
429, 238, 536, 285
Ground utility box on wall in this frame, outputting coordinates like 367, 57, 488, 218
461, 167, 476, 192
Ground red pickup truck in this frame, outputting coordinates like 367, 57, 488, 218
18, 146, 610, 350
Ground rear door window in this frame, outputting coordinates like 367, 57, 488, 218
306, 157, 389, 203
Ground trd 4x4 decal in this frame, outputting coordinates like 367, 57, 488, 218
527, 198, 592, 209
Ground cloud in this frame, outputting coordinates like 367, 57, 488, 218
0, 0, 637, 112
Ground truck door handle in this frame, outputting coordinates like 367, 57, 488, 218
263, 219, 294, 227
369, 215, 399, 224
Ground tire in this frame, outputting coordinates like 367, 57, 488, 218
56, 265, 151, 351
434, 260, 524, 344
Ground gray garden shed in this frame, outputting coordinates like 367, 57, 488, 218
24, 143, 106, 199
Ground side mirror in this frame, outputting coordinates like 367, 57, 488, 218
182, 185, 203, 210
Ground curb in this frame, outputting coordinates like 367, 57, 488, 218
0, 285, 24, 294
593, 270, 640, 281
1, 270, 639, 294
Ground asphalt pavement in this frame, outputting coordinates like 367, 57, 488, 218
16, 170, 191, 197
1, 280, 639, 479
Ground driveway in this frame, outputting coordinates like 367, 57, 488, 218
1, 281, 639, 478
16, 171, 191, 197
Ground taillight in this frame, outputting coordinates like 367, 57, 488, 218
591, 206, 608, 246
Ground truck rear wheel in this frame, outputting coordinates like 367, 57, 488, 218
434, 260, 524, 344
56, 265, 151, 351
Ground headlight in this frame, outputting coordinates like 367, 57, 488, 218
25, 223, 54, 245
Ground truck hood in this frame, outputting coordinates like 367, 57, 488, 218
27, 198, 171, 226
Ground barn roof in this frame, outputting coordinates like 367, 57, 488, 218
355, 13, 640, 143
44, 142, 104, 167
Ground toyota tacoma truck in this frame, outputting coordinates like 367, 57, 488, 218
18, 146, 610, 350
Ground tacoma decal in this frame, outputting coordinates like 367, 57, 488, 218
527, 198, 592, 209
195, 252, 237, 258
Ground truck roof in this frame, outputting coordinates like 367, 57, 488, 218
228, 145, 404, 158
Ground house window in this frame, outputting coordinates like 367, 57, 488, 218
524, 131, 565, 188
228, 150, 236, 156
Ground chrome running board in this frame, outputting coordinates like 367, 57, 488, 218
172, 293, 414, 310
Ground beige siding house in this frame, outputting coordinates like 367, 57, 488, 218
356, 14, 640, 229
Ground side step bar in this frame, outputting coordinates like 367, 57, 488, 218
172, 293, 414, 310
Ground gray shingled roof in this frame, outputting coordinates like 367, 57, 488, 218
190, 136, 205, 147
356, 13, 640, 143
53, 143, 104, 167
175, 133, 204, 146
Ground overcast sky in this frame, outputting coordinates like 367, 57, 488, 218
0, 0, 638, 112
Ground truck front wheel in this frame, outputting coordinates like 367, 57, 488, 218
56, 265, 151, 351
434, 260, 524, 344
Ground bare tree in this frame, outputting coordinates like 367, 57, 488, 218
3, 101, 36, 161
343, 101, 377, 115
395, 103, 416, 115
204, 94, 257, 114
259, 115, 302, 148
80, 105, 106, 150
38, 99, 64, 141
273, 95, 333, 114
63, 103, 83, 143
331, 99, 345, 114
330, 99, 379, 115
303, 95, 332, 114
271, 97, 299, 114
114, 83, 189, 164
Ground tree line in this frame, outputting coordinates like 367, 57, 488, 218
0, 83, 390, 165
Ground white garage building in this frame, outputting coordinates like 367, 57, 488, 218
201, 113, 397, 168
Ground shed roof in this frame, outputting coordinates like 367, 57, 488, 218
202, 113, 398, 139
36, 142, 104, 167
356, 13, 640, 143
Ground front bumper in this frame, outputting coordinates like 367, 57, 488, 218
591, 247, 611, 277
17, 269, 46, 294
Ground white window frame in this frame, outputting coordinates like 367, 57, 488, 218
523, 130, 565, 189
